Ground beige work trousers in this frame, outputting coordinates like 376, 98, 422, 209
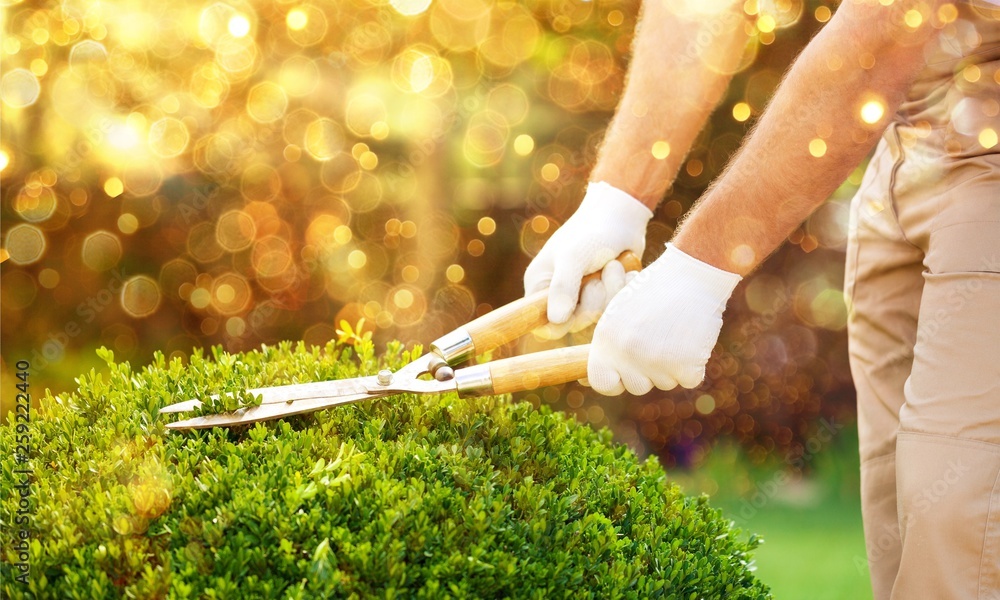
846, 119, 1000, 599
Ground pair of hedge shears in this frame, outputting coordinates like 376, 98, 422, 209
159, 252, 640, 430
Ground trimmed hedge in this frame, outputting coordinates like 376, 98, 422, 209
2, 340, 770, 599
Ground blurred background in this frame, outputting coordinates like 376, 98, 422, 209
1, 0, 870, 595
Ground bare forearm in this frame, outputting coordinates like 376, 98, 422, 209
591, 1, 748, 209
673, 2, 942, 275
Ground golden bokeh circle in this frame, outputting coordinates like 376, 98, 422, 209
391, 45, 454, 96
386, 284, 427, 326
251, 235, 293, 278
216, 209, 257, 252
304, 118, 346, 161
38, 268, 60, 289
148, 117, 190, 158
1, 68, 41, 108
198, 3, 255, 49
212, 272, 252, 315
246, 82, 289, 123
226, 316, 247, 337
286, 5, 328, 46
487, 84, 530, 126
390, 0, 431, 16
118, 213, 139, 234
215, 38, 260, 78
305, 212, 350, 249
193, 133, 236, 176
520, 215, 557, 257
186, 222, 225, 264
344, 21, 392, 68
190, 62, 230, 108
69, 40, 109, 71
241, 163, 282, 202
479, 5, 540, 69
430, 0, 491, 52
282, 107, 319, 146
159, 258, 198, 301
463, 110, 509, 168
81, 230, 122, 271
759, 0, 804, 29
121, 275, 162, 318
14, 184, 58, 223
5, 224, 47, 265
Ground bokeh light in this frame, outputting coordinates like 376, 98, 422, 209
285, 5, 327, 46
247, 82, 289, 123
808, 138, 827, 158
860, 100, 885, 125
148, 118, 191, 158
304, 118, 346, 160
651, 141, 671, 160
121, 275, 162, 318
81, 231, 123, 271
1, 0, 875, 469
228, 15, 252, 38
14, 184, 58, 222
69, 40, 109, 69
212, 273, 253, 315
980, 128, 998, 149
287, 9, 309, 31
216, 210, 257, 252
117, 214, 139, 234
1, 68, 41, 108
732, 102, 752, 122
390, 0, 432, 17
513, 134, 535, 156
4, 224, 46, 265
104, 178, 124, 198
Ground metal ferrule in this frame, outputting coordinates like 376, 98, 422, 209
430, 328, 476, 365
454, 364, 493, 397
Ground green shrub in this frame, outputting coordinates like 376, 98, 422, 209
2, 340, 770, 599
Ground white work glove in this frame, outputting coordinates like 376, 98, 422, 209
588, 243, 742, 396
524, 181, 653, 337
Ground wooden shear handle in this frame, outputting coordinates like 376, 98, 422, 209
488, 344, 590, 395
432, 251, 641, 364
454, 344, 591, 396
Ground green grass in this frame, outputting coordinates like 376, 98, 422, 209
674, 428, 873, 599
717, 496, 871, 600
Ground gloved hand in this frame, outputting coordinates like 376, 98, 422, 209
588, 243, 742, 395
524, 181, 653, 338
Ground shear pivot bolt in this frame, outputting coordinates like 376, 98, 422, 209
377, 369, 393, 385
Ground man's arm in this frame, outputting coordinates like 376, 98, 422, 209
523, 0, 750, 326
591, 0, 750, 208
587, 0, 950, 396
674, 0, 943, 274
